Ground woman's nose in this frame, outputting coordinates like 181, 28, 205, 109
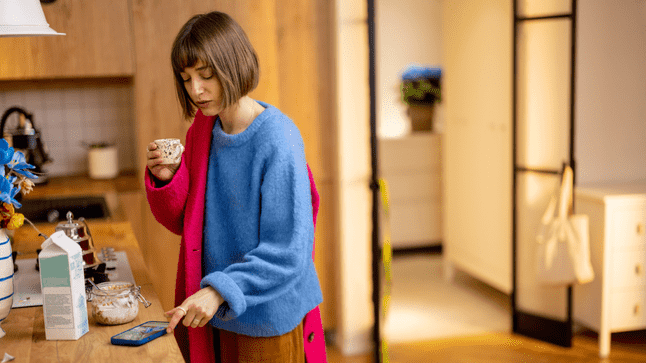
190, 79, 204, 95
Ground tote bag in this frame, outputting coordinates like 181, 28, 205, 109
536, 166, 594, 285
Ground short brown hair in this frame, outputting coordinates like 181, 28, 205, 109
171, 12, 259, 119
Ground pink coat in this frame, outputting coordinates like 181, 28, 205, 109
145, 110, 327, 363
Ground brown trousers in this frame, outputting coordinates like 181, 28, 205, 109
213, 322, 305, 363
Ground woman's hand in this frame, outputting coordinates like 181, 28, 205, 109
164, 286, 224, 333
146, 142, 180, 181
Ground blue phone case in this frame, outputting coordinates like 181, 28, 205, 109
110, 321, 169, 346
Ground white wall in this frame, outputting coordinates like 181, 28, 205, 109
576, 1, 646, 184
376, 0, 443, 138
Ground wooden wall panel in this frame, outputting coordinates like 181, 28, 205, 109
275, 0, 321, 178
229, 1, 282, 108
131, 0, 194, 312
131, 0, 338, 330
314, 180, 337, 329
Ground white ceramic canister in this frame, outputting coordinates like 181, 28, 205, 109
88, 144, 118, 180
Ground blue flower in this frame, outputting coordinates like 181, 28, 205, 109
8, 151, 37, 179
0, 139, 14, 167
0, 140, 38, 209
0, 176, 21, 208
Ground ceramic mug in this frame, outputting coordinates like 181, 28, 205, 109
154, 138, 185, 164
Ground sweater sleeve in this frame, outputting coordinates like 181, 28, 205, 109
200, 143, 313, 321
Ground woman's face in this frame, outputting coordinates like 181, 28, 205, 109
180, 59, 223, 116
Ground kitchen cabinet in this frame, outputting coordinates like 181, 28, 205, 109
574, 183, 646, 358
0, 0, 134, 79
378, 133, 442, 249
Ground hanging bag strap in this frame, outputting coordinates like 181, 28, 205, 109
558, 165, 574, 220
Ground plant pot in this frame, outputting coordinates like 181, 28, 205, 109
407, 103, 435, 132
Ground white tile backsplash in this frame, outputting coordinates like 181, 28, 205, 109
0, 81, 136, 177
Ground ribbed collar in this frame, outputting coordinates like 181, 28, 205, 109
212, 100, 272, 147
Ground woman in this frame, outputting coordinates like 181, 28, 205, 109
145, 11, 327, 363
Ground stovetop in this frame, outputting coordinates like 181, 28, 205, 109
11, 249, 136, 308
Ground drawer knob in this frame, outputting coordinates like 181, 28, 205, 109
635, 304, 641, 316
636, 264, 643, 275
638, 223, 645, 236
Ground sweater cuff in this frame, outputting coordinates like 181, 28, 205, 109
145, 160, 185, 190
201, 272, 247, 321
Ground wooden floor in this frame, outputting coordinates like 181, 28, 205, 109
326, 330, 646, 362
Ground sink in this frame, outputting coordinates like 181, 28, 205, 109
18, 196, 110, 223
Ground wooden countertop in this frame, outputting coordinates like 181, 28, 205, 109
2, 220, 185, 362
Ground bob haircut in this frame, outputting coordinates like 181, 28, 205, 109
171, 12, 259, 119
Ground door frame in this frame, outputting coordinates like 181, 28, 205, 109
511, 0, 578, 348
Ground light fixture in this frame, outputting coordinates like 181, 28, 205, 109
0, 0, 65, 37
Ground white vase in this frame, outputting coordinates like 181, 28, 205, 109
0, 229, 13, 339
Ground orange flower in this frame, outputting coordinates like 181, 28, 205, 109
6, 212, 24, 230
0, 202, 14, 222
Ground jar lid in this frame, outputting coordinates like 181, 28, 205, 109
91, 281, 134, 297
90, 281, 151, 308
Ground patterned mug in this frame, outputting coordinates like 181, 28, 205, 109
153, 138, 185, 164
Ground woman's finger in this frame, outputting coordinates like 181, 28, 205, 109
182, 307, 199, 327
165, 306, 187, 333
190, 316, 201, 328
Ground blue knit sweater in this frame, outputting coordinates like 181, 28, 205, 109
200, 101, 323, 337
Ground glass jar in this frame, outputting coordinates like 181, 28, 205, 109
88, 281, 151, 325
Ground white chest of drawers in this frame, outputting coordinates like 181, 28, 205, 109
573, 183, 646, 358
378, 133, 442, 249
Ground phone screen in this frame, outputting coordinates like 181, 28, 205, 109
113, 321, 169, 341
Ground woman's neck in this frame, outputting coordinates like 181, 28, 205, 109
219, 96, 263, 135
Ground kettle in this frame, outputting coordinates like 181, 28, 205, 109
55, 211, 103, 270
0, 106, 52, 184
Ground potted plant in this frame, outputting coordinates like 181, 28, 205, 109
401, 65, 441, 132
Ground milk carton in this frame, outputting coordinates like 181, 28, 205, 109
38, 231, 89, 340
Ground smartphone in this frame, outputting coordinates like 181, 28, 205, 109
110, 321, 169, 346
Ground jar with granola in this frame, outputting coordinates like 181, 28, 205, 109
88, 281, 151, 325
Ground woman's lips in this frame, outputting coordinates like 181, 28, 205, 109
197, 100, 211, 108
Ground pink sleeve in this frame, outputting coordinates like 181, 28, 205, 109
144, 159, 190, 235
